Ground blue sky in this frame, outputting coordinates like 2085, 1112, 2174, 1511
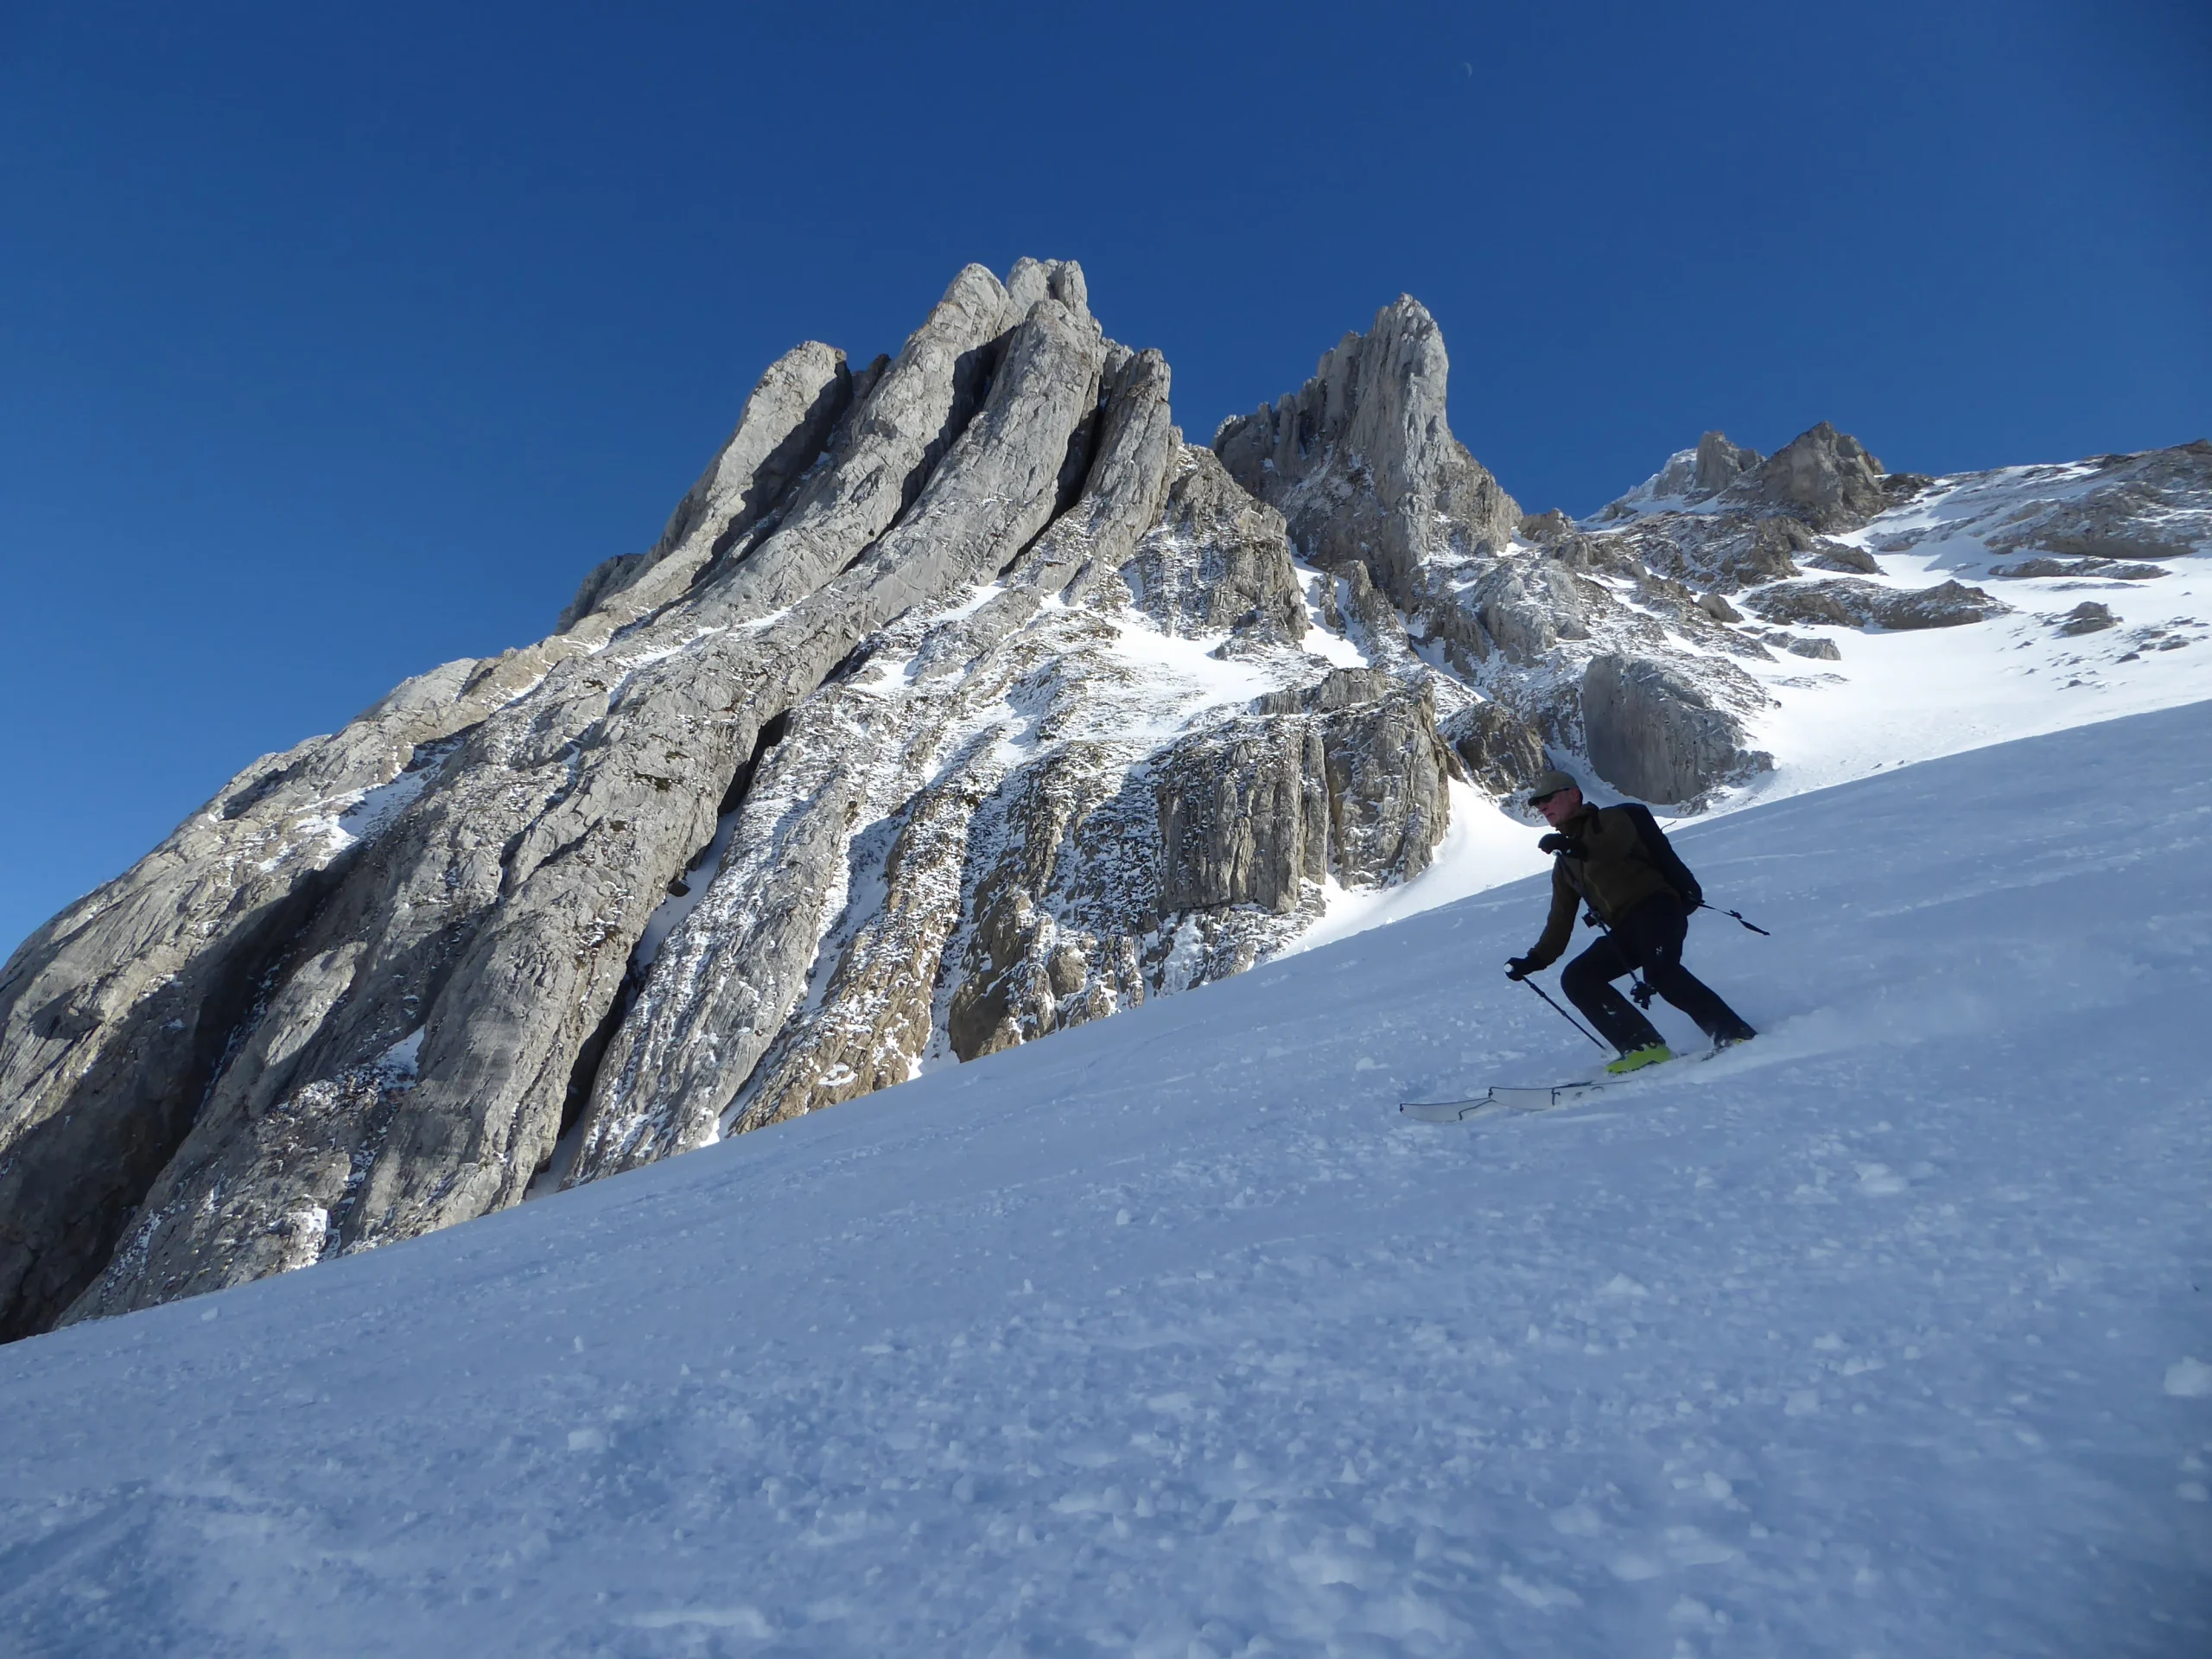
2, 0, 2207, 950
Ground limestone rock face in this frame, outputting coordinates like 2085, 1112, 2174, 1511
1744, 577, 2008, 632
1980, 440, 2212, 563
1216, 302, 1780, 809
0, 635, 598, 1338
1582, 654, 1772, 808
1441, 702, 1548, 798
1124, 449, 1306, 645
1214, 297, 1520, 607
53, 279, 1112, 1332
556, 340, 857, 634
1693, 431, 1764, 496
10, 261, 2193, 1336
1318, 683, 1456, 883
1727, 422, 1890, 531
0, 263, 1135, 1333
570, 346, 1184, 1173
550, 316, 1472, 1179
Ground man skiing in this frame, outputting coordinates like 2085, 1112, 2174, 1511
1506, 770, 1756, 1073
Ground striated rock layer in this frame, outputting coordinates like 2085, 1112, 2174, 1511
3, 260, 2204, 1335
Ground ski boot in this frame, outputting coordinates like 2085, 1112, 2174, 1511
1605, 1043, 1674, 1076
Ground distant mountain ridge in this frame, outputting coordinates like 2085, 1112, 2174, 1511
3, 258, 2207, 1338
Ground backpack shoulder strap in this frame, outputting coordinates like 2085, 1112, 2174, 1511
1623, 803, 1702, 903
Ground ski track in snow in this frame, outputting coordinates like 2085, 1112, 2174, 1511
2, 702, 2209, 1655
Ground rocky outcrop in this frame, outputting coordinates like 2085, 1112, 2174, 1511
1802, 543, 1881, 575
1560, 415, 2210, 791
1581, 655, 1772, 808
1695, 592, 1744, 624
1726, 422, 1891, 531
54, 274, 1114, 1332
1992, 556, 2167, 581
1613, 514, 1802, 594
1518, 508, 1574, 544
1593, 431, 1764, 521
1744, 577, 2008, 632
516, 317, 1477, 1187
1593, 421, 1928, 609
0, 633, 598, 1338
1212, 302, 1788, 808
2055, 601, 2118, 636
2, 261, 1136, 1333
569, 345, 1185, 1174
1693, 431, 1764, 497
1440, 701, 1547, 798
1980, 441, 2212, 563
1469, 559, 1591, 664
1123, 449, 1306, 645
1214, 297, 1520, 607
1764, 632, 1844, 660
555, 341, 861, 633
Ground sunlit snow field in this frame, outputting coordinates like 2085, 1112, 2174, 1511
2, 701, 2208, 1656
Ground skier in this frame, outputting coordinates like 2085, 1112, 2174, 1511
1505, 770, 1756, 1073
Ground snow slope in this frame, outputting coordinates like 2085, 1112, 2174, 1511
1724, 470, 2212, 805
2, 702, 2209, 1656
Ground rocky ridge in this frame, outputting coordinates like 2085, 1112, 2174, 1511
3, 260, 2207, 1337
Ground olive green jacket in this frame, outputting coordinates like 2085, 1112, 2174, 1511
1524, 804, 1703, 969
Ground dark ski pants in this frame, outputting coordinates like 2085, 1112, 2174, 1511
1560, 896, 1757, 1055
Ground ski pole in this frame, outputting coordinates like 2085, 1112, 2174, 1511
1696, 902, 1770, 936
1522, 976, 1608, 1051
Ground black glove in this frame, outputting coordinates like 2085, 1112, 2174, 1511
1681, 890, 1704, 916
1538, 833, 1586, 858
1505, 956, 1537, 982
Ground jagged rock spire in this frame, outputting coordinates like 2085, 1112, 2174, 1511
1213, 296, 1520, 605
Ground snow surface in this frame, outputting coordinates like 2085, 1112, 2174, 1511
1096, 612, 1286, 737
1722, 485, 2212, 807
3, 701, 2209, 1655
1294, 562, 1375, 671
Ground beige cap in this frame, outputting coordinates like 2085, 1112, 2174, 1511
1527, 770, 1580, 802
